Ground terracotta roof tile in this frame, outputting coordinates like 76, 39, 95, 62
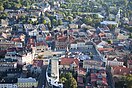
11, 38, 21, 42
98, 48, 114, 52
45, 36, 53, 41
60, 58, 79, 66
57, 36, 67, 42
112, 66, 132, 75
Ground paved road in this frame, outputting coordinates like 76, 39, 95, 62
106, 67, 115, 88
38, 65, 48, 88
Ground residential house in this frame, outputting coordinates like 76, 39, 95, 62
29, 10, 42, 17
59, 57, 79, 71
0, 58, 17, 72
55, 13, 63, 20
70, 41, 96, 53
30, 66, 42, 75
127, 60, 132, 68
100, 21, 118, 27
90, 73, 108, 87
0, 19, 8, 27
69, 23, 79, 29
28, 29, 39, 37
0, 40, 15, 50
0, 26, 12, 33
0, 77, 18, 88
41, 3, 51, 12
31, 42, 48, 56
33, 59, 44, 67
5, 47, 34, 64
55, 35, 69, 51
38, 24, 47, 31
70, 39, 85, 50
36, 34, 44, 42
23, 24, 34, 33
0, 84, 17, 88
117, 33, 129, 40
77, 76, 85, 88
111, 66, 132, 78
17, 77, 38, 88
106, 57, 124, 67
83, 60, 104, 70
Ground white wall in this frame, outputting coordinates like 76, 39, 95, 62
106, 61, 124, 66
70, 44, 77, 49
0, 84, 17, 88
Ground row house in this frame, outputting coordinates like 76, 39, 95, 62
106, 58, 124, 67
111, 66, 132, 78
70, 40, 95, 50
27, 38, 48, 56
0, 41, 15, 50
55, 36, 69, 51
83, 60, 105, 70
0, 58, 17, 72
5, 47, 34, 64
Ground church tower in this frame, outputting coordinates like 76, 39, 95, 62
116, 9, 121, 23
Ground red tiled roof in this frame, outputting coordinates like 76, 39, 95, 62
71, 39, 85, 44
57, 36, 67, 42
112, 66, 132, 75
36, 42, 47, 46
11, 38, 21, 42
79, 68, 86, 75
45, 36, 53, 41
28, 38, 35, 44
98, 48, 114, 52
60, 58, 79, 66
90, 73, 108, 86
99, 33, 105, 37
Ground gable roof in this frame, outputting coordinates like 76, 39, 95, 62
60, 58, 79, 66
112, 66, 132, 75
57, 36, 67, 42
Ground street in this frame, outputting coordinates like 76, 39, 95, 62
37, 65, 48, 88
106, 67, 115, 88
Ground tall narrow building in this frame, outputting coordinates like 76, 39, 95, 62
51, 55, 59, 81
116, 9, 121, 23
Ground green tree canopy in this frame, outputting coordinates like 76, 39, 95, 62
0, 6, 4, 11
60, 72, 77, 88
58, 19, 63, 25
125, 74, 132, 88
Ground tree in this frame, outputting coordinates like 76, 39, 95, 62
0, 6, 4, 11
52, 19, 57, 26
58, 19, 63, 25
107, 39, 113, 44
67, 16, 73, 22
43, 20, 47, 24
60, 77, 67, 84
125, 75, 132, 88
83, 17, 93, 25
37, 55, 43, 59
15, 4, 21, 9
60, 72, 77, 88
